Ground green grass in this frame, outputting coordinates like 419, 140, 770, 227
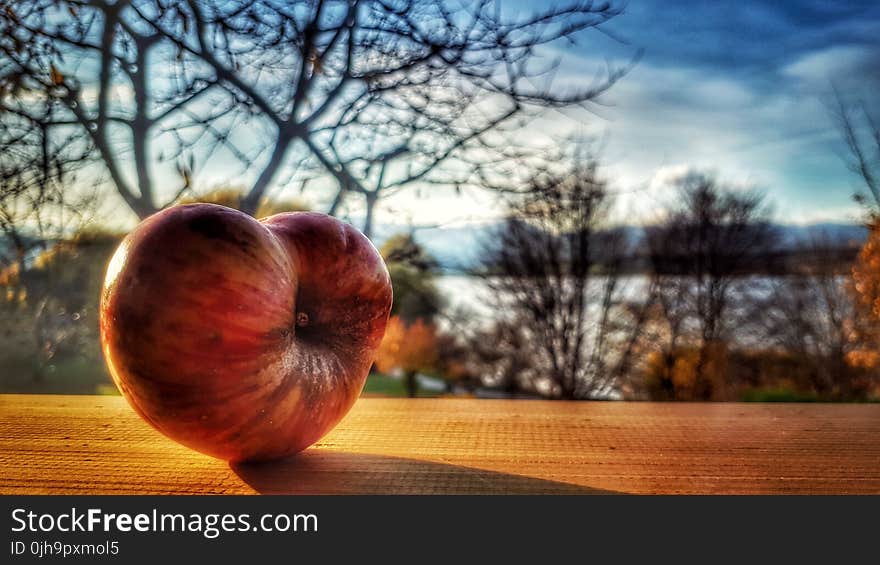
741, 387, 880, 403
740, 388, 821, 403
6, 356, 873, 402
361, 373, 444, 397
0, 358, 444, 398
0, 355, 116, 395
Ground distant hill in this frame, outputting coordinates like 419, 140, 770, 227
769, 223, 868, 249
3, 221, 867, 275
372, 222, 869, 273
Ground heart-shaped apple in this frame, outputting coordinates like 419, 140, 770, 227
100, 204, 392, 462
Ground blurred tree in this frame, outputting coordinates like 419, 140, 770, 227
374, 316, 438, 397
753, 235, 876, 399
477, 150, 647, 399
178, 186, 309, 216
380, 232, 442, 324
1, 229, 122, 382
645, 175, 773, 400
833, 91, 879, 218
0, 0, 630, 237
469, 321, 539, 396
641, 343, 728, 401
0, 98, 99, 271
433, 331, 481, 393
0, 106, 103, 386
851, 224, 880, 400
376, 232, 443, 397
854, 227, 880, 320
840, 90, 880, 400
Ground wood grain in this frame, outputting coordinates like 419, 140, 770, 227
1, 394, 879, 494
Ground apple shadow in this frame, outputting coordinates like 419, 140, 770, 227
231, 451, 614, 495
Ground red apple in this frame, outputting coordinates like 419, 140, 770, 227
100, 204, 392, 462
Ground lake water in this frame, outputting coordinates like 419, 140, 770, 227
434, 274, 654, 321
432, 274, 830, 335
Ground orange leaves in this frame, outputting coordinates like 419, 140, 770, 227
853, 224, 880, 319
845, 348, 880, 370
643, 343, 728, 401
375, 316, 439, 375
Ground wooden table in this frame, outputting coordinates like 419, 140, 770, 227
1, 394, 879, 494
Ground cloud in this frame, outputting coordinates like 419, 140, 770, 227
133, 1, 880, 228
648, 164, 703, 191
530, 0, 880, 226
782, 44, 880, 90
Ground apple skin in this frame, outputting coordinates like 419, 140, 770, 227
100, 204, 392, 462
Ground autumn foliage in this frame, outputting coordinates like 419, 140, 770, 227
853, 224, 880, 321
851, 225, 880, 377
375, 316, 439, 376
642, 343, 729, 401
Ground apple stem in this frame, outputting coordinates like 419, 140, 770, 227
296, 312, 310, 327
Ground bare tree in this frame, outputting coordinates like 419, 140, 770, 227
1, 0, 629, 237
636, 277, 685, 399
0, 64, 103, 383
836, 90, 880, 396
749, 234, 865, 397
477, 152, 644, 399
833, 90, 879, 217
0, 80, 97, 270
0, 125, 101, 378
646, 175, 773, 400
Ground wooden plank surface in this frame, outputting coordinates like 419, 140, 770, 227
1, 394, 879, 494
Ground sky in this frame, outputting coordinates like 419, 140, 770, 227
375, 0, 880, 227
63, 1, 880, 230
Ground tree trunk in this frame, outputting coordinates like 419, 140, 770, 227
694, 343, 711, 401
404, 371, 418, 398
240, 137, 292, 216
362, 192, 378, 239
662, 351, 677, 400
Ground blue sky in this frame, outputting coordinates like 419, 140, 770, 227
83, 1, 880, 228
540, 0, 880, 224
380, 0, 880, 227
